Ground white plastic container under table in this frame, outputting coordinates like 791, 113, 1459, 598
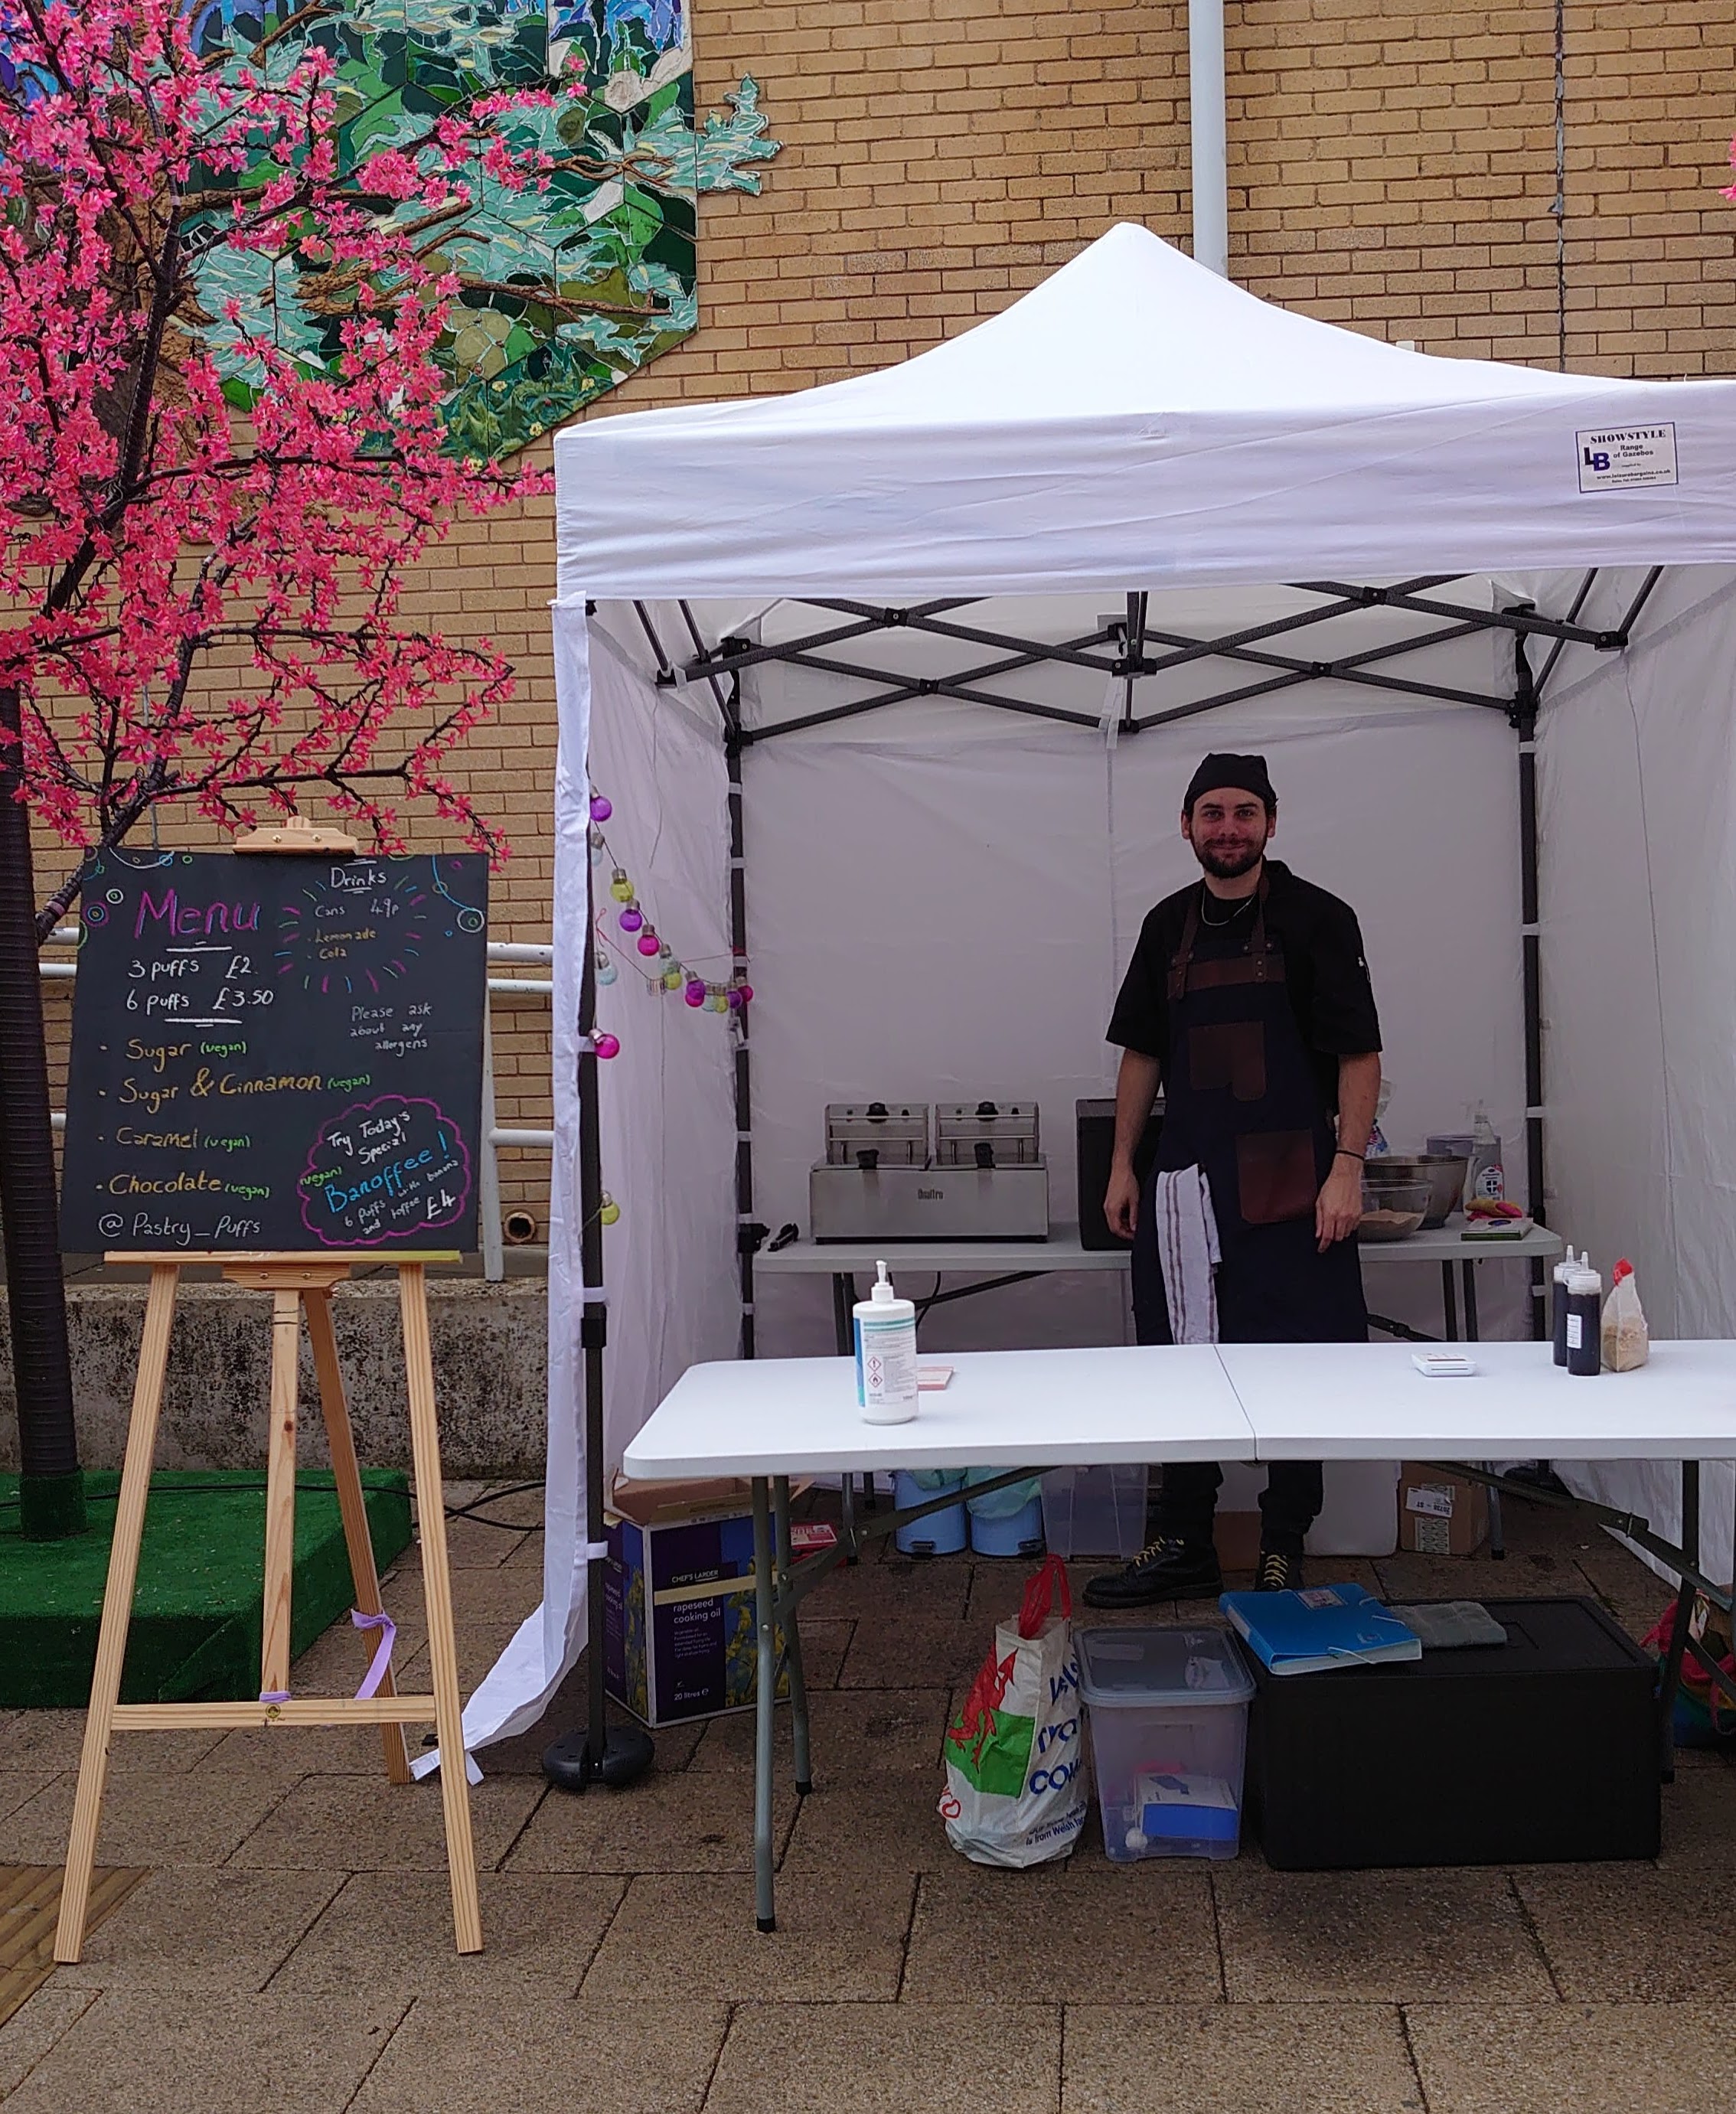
1076, 1626, 1255, 1863
1041, 1465, 1148, 1560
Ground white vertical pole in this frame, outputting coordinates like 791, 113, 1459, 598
1188, 0, 1229, 277
479, 1002, 504, 1282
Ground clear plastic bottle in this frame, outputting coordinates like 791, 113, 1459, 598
1467, 1102, 1505, 1208
854, 1261, 919, 1423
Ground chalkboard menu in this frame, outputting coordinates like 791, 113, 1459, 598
60, 851, 488, 1254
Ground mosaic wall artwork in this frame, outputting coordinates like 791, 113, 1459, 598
189, 0, 779, 458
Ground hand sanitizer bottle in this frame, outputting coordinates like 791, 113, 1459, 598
855, 1261, 919, 1424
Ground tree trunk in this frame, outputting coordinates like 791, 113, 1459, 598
0, 687, 85, 1538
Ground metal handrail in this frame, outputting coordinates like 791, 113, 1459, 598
38, 928, 553, 1281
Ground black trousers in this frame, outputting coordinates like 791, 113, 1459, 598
1150, 1458, 1324, 1558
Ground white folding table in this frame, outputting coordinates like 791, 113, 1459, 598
622, 1337, 1735, 1930
756, 1221, 1566, 1548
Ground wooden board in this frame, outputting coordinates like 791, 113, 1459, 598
60, 852, 487, 1253
0, 1867, 149, 2027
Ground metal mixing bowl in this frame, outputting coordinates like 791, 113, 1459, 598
1363, 1153, 1467, 1228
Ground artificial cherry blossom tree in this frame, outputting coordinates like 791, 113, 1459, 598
0, 0, 565, 1533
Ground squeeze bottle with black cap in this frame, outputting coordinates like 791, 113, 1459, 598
855, 1261, 919, 1424
1552, 1248, 1579, 1368
1565, 1261, 1603, 1377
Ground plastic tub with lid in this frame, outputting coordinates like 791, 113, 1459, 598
1076, 1626, 1255, 1862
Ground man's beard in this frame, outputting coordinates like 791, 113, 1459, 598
1194, 840, 1264, 880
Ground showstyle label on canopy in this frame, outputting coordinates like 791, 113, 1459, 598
61, 852, 488, 1253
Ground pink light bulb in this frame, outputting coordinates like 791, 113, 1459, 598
594, 1033, 620, 1059
684, 980, 706, 1007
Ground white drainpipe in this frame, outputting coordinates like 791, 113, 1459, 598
1188, 0, 1229, 276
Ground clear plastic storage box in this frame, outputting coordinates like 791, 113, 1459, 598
1076, 1626, 1255, 1862
1041, 1466, 1147, 1561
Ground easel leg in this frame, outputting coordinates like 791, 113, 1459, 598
305, 1287, 410, 1785
259, 1288, 302, 1700
54, 1264, 179, 1965
398, 1262, 482, 1954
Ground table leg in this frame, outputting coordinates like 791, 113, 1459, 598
1440, 1262, 1460, 1341
752, 1475, 778, 1932
1658, 1459, 1702, 1783
1454, 1259, 1504, 1558
832, 1275, 860, 1557
840, 1275, 877, 1513
773, 1476, 812, 1796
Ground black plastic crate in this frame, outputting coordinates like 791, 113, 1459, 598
1245, 1595, 1659, 1869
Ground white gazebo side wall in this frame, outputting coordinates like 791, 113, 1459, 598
1534, 564, 1736, 1589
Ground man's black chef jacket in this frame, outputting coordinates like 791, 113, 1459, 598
1106, 859, 1382, 1104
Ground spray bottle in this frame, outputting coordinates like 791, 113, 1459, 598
855, 1261, 919, 1424
1467, 1102, 1505, 1209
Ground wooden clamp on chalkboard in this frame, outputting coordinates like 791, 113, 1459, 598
53, 1249, 482, 1961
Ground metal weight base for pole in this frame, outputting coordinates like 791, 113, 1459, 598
541, 1722, 655, 1793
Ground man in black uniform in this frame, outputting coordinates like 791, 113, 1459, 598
1085, 753, 1382, 1606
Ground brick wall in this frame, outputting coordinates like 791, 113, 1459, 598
42, 3, 1736, 1235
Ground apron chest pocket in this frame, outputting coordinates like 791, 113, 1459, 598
1188, 1021, 1266, 1103
1235, 1130, 1318, 1225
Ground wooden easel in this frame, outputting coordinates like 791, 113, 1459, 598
53, 1250, 482, 1961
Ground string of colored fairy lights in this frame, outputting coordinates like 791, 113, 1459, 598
585, 791, 753, 1233
586, 792, 753, 1051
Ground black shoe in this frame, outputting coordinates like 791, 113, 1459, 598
1254, 1548, 1304, 1593
1082, 1538, 1223, 1608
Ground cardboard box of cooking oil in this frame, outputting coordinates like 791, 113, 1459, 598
1398, 1464, 1489, 1558
602, 1476, 793, 1727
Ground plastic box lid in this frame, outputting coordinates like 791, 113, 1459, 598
1075, 1626, 1254, 1709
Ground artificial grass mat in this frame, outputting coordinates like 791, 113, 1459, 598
0, 1468, 412, 1708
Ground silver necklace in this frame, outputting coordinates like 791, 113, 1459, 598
1199, 887, 1256, 928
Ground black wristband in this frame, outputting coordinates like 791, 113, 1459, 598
1333, 1147, 1366, 1163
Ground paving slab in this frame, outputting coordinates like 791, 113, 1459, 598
0, 1986, 100, 2099
582, 1870, 915, 2001
351, 1995, 726, 2114
226, 1773, 543, 1873
1372, 1548, 1592, 1603
5, 1763, 289, 1868
781, 1772, 950, 1872
1405, 2001, 1736, 2113
271, 1871, 625, 1997
505, 1766, 797, 1875
1213, 1866, 1555, 2004
52, 1868, 344, 1992
1659, 1757, 1736, 1867
1062, 2001, 1425, 2113
0, 1773, 59, 1827
707, 2001, 1062, 2114
1, 1989, 409, 2113
1514, 1862, 1736, 1999
0, 1713, 219, 1775
688, 1685, 950, 1778
837, 1616, 987, 1691
903, 1861, 1220, 2005
800, 1557, 971, 1624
